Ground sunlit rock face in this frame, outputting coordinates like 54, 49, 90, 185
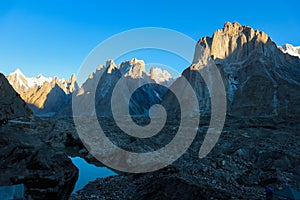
166, 22, 300, 118
7, 69, 78, 115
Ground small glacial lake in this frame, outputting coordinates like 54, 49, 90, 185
70, 156, 117, 194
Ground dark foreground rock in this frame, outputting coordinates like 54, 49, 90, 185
70, 117, 300, 200
0, 124, 78, 199
0, 73, 32, 119
12, 116, 298, 199
70, 168, 233, 200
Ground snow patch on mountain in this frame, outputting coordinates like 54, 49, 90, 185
7, 69, 53, 93
27, 74, 53, 87
149, 67, 173, 84
279, 44, 300, 58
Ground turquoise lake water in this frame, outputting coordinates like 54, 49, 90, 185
70, 156, 117, 194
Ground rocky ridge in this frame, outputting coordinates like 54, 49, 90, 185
7, 69, 78, 115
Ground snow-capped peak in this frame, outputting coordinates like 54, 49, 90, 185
7, 68, 29, 93
149, 67, 173, 84
13, 68, 25, 76
27, 74, 53, 88
279, 44, 300, 58
7, 69, 53, 93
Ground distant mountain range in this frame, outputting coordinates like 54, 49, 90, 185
7, 69, 78, 115
61, 58, 174, 117
7, 69, 52, 93
2, 22, 300, 119
6, 58, 173, 116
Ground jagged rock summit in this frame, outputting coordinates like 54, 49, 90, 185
7, 68, 53, 94
68, 58, 173, 117
166, 22, 300, 118
119, 58, 146, 78
192, 21, 276, 67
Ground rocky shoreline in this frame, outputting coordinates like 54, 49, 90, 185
1, 114, 300, 199
65, 117, 300, 199
0, 119, 78, 199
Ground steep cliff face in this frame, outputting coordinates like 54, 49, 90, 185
170, 22, 300, 118
192, 22, 284, 67
0, 73, 32, 118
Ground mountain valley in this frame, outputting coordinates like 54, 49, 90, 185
1, 22, 300, 199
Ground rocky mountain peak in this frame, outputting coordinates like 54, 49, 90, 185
13, 68, 24, 76
106, 59, 117, 74
117, 58, 146, 78
192, 22, 275, 68
65, 74, 78, 93
7, 69, 78, 115
51, 77, 59, 86
97, 64, 105, 71
7, 68, 30, 94
123, 58, 146, 78
222, 21, 243, 35
80, 58, 173, 93
70, 74, 76, 85
181, 22, 300, 118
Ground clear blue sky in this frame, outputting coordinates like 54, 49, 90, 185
0, 0, 299, 79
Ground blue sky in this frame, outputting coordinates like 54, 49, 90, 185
0, 0, 299, 79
